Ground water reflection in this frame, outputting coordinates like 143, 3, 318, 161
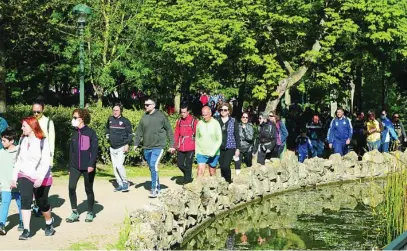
180, 180, 385, 250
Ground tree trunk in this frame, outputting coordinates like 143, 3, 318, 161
0, 21, 6, 113
174, 93, 181, 113
265, 40, 321, 113
354, 66, 362, 112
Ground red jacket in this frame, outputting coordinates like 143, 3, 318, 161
173, 115, 198, 152
200, 95, 209, 106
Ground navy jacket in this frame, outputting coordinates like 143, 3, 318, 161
69, 126, 99, 170
327, 116, 353, 144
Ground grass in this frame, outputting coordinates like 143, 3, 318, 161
52, 163, 182, 179
67, 241, 99, 250
107, 215, 132, 250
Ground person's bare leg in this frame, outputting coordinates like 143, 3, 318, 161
21, 210, 31, 230
42, 208, 52, 221
209, 167, 216, 176
197, 163, 206, 177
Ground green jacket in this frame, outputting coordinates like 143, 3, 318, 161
0, 146, 19, 192
134, 110, 174, 149
195, 118, 222, 156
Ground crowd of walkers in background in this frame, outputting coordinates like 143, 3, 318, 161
0, 94, 406, 241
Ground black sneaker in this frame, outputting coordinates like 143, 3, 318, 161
45, 218, 56, 236
19, 229, 31, 240
0, 223, 6, 235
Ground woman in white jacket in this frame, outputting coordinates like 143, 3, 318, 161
11, 116, 55, 240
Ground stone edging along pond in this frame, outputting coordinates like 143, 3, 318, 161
125, 150, 407, 250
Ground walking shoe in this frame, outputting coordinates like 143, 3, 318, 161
65, 211, 80, 223
148, 190, 158, 198
0, 223, 6, 235
19, 229, 31, 240
114, 185, 123, 192
17, 221, 24, 231
122, 182, 129, 192
85, 212, 94, 223
45, 218, 56, 236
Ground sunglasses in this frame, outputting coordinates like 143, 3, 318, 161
72, 116, 80, 120
242, 116, 249, 119
33, 111, 42, 114
220, 109, 228, 112
269, 115, 274, 117
144, 103, 153, 107
394, 116, 400, 118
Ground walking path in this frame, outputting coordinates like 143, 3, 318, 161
1, 176, 181, 250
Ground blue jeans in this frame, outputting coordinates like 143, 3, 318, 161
333, 139, 349, 156
311, 140, 324, 157
0, 191, 22, 224
298, 152, 308, 163
144, 148, 164, 191
381, 142, 390, 153
367, 140, 381, 151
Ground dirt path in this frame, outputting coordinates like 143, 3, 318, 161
1, 176, 181, 250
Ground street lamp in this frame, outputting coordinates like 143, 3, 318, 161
73, 4, 92, 108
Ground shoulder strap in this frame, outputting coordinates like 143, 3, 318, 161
47, 118, 51, 133
15, 137, 24, 163
35, 138, 45, 171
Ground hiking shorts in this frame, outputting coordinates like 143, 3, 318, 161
196, 154, 220, 168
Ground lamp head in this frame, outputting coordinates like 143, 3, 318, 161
73, 4, 92, 24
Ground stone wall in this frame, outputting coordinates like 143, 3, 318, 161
126, 150, 407, 250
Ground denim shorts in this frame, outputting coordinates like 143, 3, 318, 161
196, 154, 219, 168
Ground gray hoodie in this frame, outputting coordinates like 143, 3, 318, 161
0, 146, 19, 192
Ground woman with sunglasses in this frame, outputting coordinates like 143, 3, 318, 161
66, 108, 99, 223
256, 112, 278, 165
269, 112, 289, 158
11, 117, 54, 240
217, 103, 240, 183
236, 112, 254, 171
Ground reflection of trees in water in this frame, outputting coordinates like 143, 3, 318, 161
181, 180, 385, 250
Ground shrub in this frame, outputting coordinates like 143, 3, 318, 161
3, 105, 179, 168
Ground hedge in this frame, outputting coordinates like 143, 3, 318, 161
3, 105, 179, 168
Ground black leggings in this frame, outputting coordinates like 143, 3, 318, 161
68, 168, 96, 212
219, 149, 235, 183
19, 177, 51, 212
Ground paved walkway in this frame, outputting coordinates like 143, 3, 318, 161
1, 176, 181, 250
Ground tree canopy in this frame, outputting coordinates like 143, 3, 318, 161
1, 0, 407, 116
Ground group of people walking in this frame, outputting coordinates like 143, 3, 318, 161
0, 100, 99, 240
0, 97, 406, 241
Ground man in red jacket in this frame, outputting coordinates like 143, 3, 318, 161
174, 105, 198, 184
200, 91, 209, 106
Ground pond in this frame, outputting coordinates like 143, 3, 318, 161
179, 180, 386, 250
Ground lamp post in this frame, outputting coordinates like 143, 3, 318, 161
73, 4, 92, 108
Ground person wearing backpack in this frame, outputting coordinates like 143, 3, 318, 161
31, 98, 55, 217
0, 128, 23, 235
173, 105, 198, 184
11, 117, 54, 240
0, 114, 9, 149
32, 98, 55, 166
379, 110, 398, 153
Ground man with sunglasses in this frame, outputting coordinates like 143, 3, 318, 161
392, 114, 406, 151
133, 99, 175, 198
